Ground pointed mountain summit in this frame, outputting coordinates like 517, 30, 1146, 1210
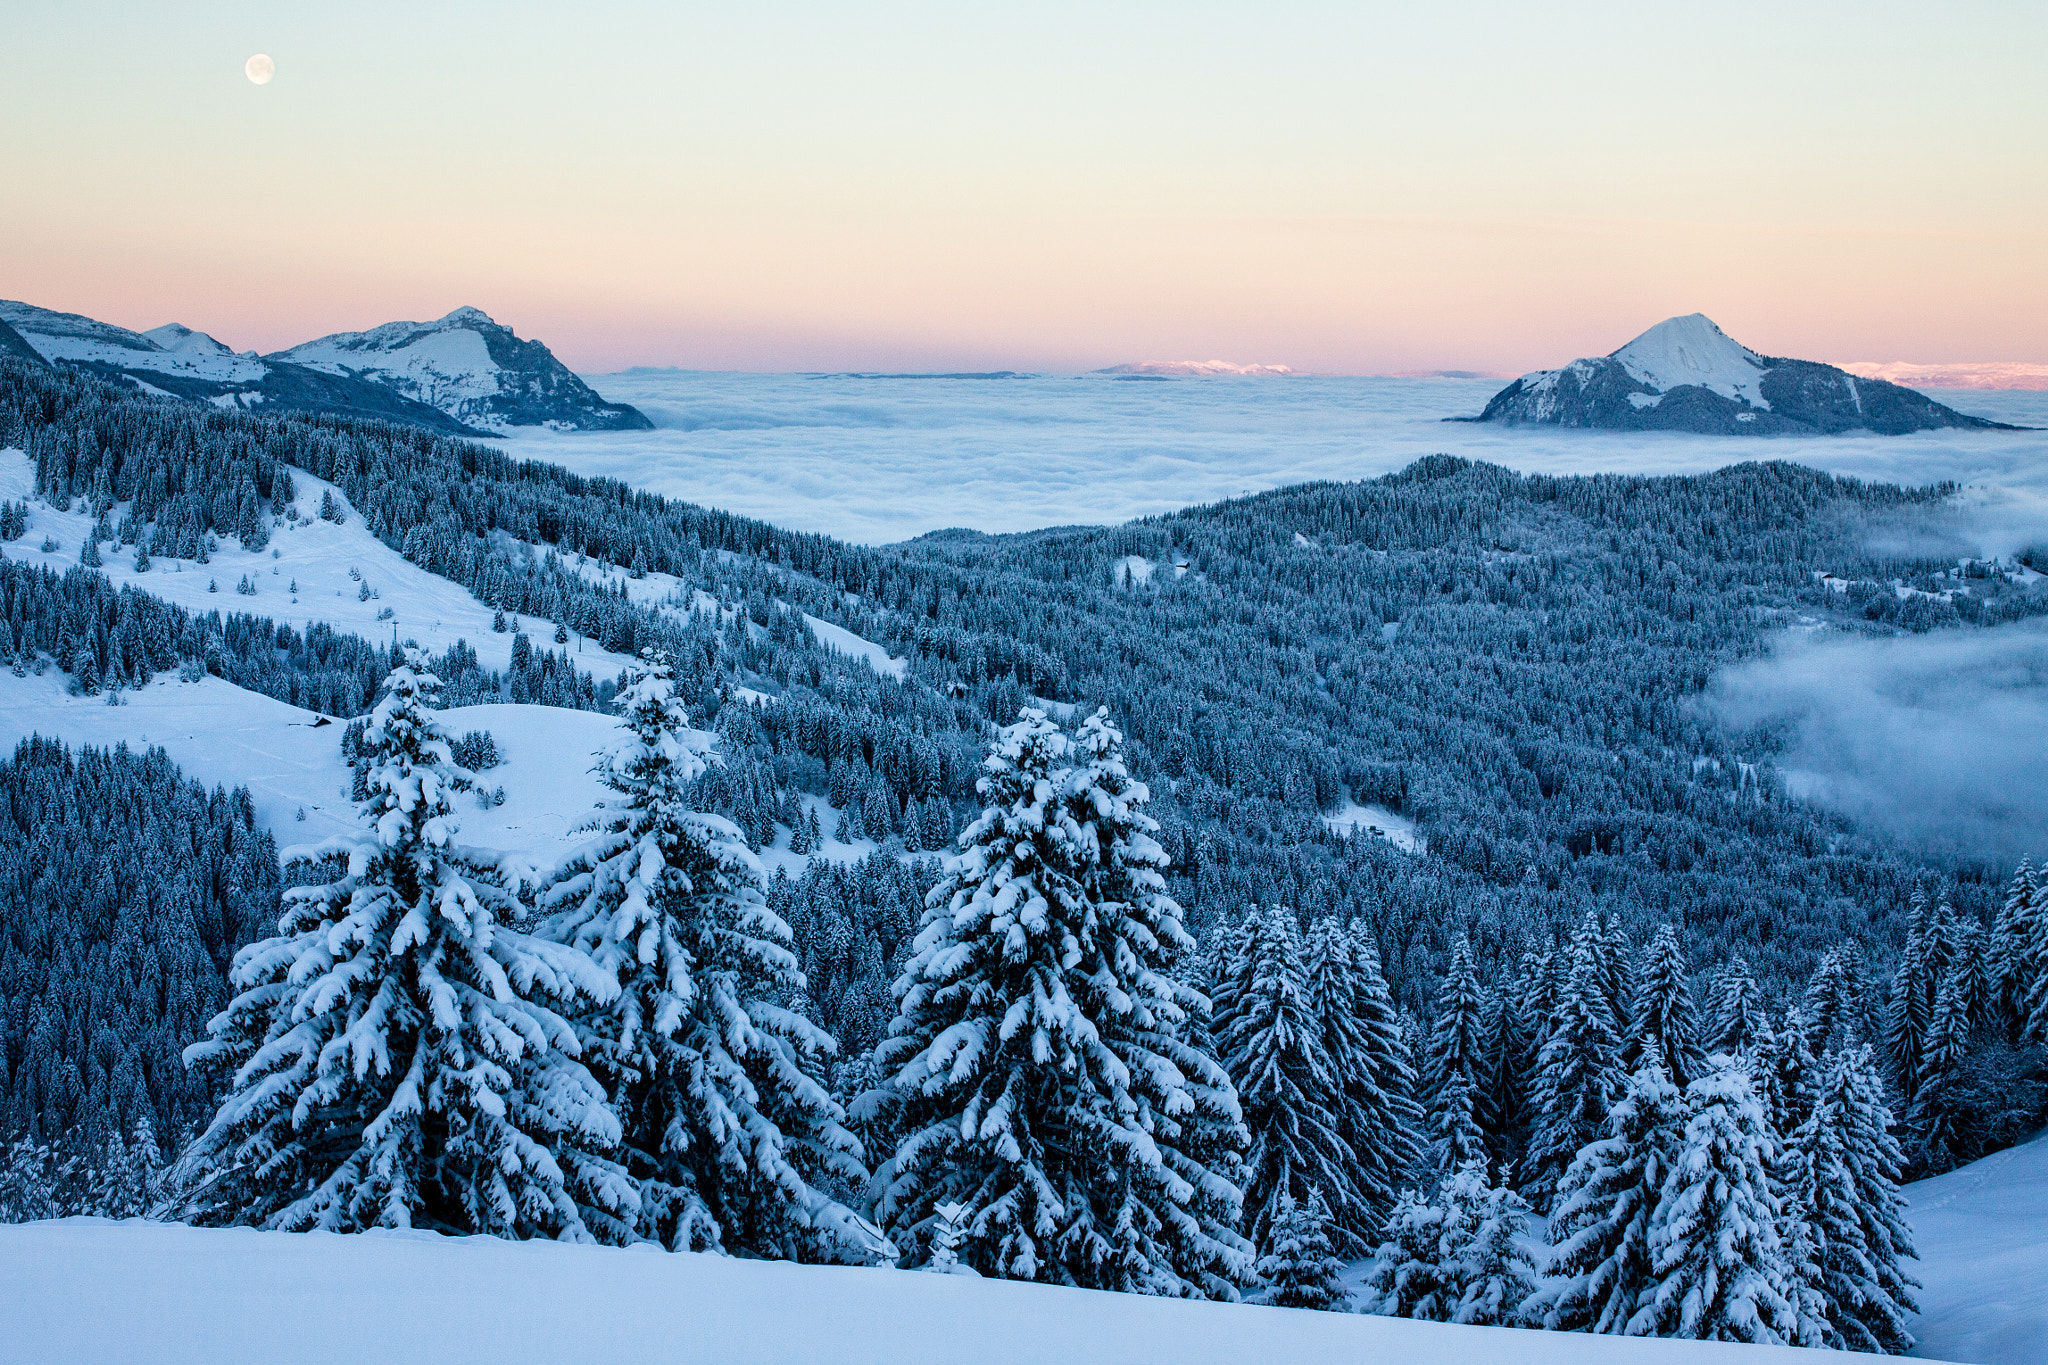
275, 306, 651, 432
1473, 314, 2015, 434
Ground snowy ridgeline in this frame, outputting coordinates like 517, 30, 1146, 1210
0, 1218, 1892, 1365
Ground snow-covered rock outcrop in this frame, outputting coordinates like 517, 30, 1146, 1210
276, 306, 651, 432
1474, 314, 2013, 435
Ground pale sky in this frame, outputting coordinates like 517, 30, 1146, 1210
4, 2, 2043, 374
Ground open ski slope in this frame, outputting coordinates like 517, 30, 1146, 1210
0, 1217, 1934, 1365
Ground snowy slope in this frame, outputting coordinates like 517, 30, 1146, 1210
0, 1218, 1909, 1365
1475, 316, 2011, 436
0, 301, 475, 433
1611, 314, 1771, 410
800, 610, 909, 679
0, 666, 640, 860
0, 450, 637, 678
275, 307, 650, 433
1905, 1128, 2048, 1365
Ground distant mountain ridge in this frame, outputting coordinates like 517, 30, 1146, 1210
0, 301, 649, 436
1472, 314, 2017, 434
1095, 360, 1297, 377
276, 306, 650, 433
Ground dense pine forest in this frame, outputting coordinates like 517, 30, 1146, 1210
3, 355, 2046, 1349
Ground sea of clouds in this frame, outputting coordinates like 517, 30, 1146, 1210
511, 372, 2048, 862
511, 372, 2048, 546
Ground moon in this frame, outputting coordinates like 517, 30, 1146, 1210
245, 54, 275, 85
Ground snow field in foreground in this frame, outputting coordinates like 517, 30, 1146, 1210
0, 1218, 1892, 1365
1902, 1127, 2048, 1365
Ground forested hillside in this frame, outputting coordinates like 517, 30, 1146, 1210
3, 353, 2044, 1226
7, 354, 2045, 1005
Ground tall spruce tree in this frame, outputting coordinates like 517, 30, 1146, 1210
869, 708, 1250, 1296
538, 651, 874, 1256
1479, 977, 1537, 1181
1425, 934, 1489, 1181
1344, 921, 1426, 1222
1801, 942, 1869, 1058
1989, 861, 2040, 1041
1708, 954, 1765, 1057
1791, 1045, 1920, 1353
1622, 924, 1704, 1089
1884, 894, 1945, 1105
1526, 1064, 1689, 1334
1525, 915, 1623, 1210
1638, 1060, 1807, 1345
173, 654, 628, 1237
1218, 908, 1363, 1253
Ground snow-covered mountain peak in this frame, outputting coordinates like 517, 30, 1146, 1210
141, 323, 236, 358
1610, 314, 1769, 408
275, 308, 650, 432
1474, 313, 2012, 435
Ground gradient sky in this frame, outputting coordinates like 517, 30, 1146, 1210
4, 2, 2044, 373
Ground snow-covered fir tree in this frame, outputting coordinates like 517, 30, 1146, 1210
1789, 1044, 1920, 1353
1755, 1016, 1820, 1153
1340, 921, 1425, 1223
1707, 954, 1765, 1057
1361, 1157, 1536, 1326
173, 652, 629, 1238
1622, 925, 1703, 1089
1907, 965, 1974, 1174
868, 708, 1251, 1296
1800, 941, 1869, 1058
1230, 912, 1368, 1248
1254, 1191, 1351, 1311
1638, 1059, 1808, 1345
1884, 893, 1948, 1106
1439, 1158, 1540, 1326
1526, 1063, 1688, 1334
1479, 974, 1537, 1180
1989, 860, 2040, 1040
1524, 914, 1623, 1210
1424, 934, 1489, 1180
538, 651, 874, 1257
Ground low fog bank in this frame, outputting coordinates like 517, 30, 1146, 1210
1708, 621, 2048, 868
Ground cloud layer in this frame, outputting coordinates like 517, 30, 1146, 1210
509, 372, 2048, 545
1709, 622, 2048, 866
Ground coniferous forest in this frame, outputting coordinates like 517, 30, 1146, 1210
3, 354, 2046, 1350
